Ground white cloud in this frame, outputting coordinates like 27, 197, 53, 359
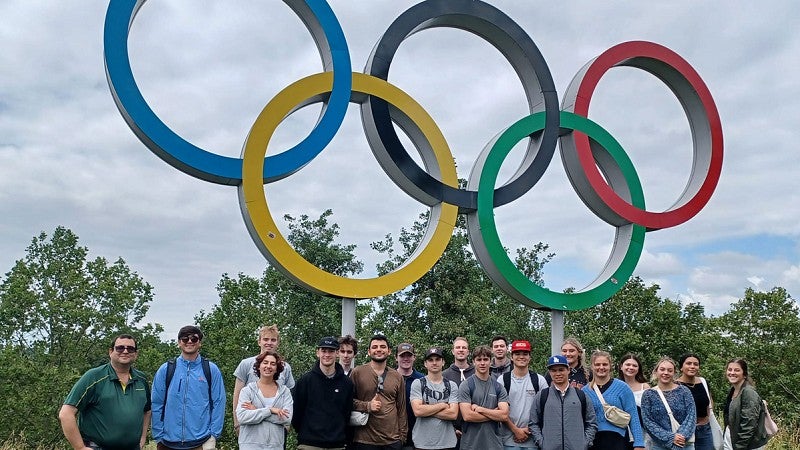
2, 0, 800, 336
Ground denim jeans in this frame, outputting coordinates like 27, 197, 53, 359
694, 423, 713, 450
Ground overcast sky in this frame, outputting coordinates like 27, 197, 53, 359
2, 1, 798, 339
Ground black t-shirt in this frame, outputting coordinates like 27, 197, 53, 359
678, 380, 710, 418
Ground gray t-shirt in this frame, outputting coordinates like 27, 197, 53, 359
410, 377, 459, 449
234, 355, 295, 389
501, 373, 547, 447
458, 375, 508, 450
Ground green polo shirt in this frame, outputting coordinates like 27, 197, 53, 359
64, 363, 151, 450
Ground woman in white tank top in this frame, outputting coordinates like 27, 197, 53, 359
618, 353, 651, 450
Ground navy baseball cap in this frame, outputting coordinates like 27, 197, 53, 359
546, 355, 569, 368
318, 336, 340, 350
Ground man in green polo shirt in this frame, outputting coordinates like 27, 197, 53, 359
59, 334, 151, 450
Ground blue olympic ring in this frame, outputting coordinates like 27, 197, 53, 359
103, 0, 352, 185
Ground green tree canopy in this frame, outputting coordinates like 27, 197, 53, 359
0, 226, 162, 447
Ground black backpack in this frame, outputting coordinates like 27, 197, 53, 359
419, 377, 452, 403
161, 357, 213, 422
502, 371, 541, 395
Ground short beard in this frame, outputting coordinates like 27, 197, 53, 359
370, 355, 388, 363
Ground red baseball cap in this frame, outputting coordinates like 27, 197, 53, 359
510, 340, 531, 352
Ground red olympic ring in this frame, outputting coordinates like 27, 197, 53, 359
561, 41, 723, 230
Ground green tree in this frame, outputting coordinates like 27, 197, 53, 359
0, 226, 162, 447
365, 213, 554, 367
195, 210, 366, 445
714, 287, 800, 425
565, 277, 711, 370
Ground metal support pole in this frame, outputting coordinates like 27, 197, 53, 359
342, 298, 356, 338
550, 310, 564, 356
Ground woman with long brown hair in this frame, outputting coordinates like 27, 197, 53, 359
618, 353, 650, 450
723, 358, 768, 450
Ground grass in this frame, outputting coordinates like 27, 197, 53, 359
2, 428, 798, 449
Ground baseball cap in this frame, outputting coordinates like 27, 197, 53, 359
546, 354, 569, 368
510, 340, 531, 352
424, 347, 444, 360
317, 336, 340, 350
397, 343, 414, 355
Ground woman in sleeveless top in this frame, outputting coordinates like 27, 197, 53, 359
618, 353, 650, 450
676, 354, 714, 450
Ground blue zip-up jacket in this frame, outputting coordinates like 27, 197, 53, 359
151, 355, 226, 448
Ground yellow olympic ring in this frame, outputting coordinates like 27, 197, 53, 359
240, 72, 458, 298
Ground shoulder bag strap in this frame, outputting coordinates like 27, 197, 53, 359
654, 387, 678, 432
592, 383, 608, 406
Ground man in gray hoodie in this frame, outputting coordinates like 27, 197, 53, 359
529, 355, 596, 450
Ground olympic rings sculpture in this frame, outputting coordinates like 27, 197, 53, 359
104, 0, 723, 310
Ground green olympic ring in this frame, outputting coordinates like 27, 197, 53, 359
467, 111, 646, 310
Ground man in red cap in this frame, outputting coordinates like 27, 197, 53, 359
500, 340, 548, 450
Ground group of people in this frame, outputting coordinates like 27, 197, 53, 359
58, 327, 773, 450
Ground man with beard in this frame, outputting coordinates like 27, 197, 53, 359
292, 336, 354, 450
350, 334, 408, 450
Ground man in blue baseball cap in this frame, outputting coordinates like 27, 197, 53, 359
529, 355, 596, 450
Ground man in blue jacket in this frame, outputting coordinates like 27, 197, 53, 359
152, 325, 226, 450
292, 336, 355, 449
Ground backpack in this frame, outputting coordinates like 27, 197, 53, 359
419, 377, 452, 404
536, 386, 587, 428
161, 357, 213, 422
502, 371, 541, 395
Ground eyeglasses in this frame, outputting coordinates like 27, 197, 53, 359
179, 335, 200, 343
114, 345, 138, 353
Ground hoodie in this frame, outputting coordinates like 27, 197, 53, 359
292, 361, 355, 447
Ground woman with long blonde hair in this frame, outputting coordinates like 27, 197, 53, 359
545, 337, 589, 389
641, 357, 696, 450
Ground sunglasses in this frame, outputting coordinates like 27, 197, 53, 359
377, 374, 385, 393
114, 345, 137, 353
179, 335, 201, 343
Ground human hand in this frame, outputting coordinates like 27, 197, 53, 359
370, 394, 382, 412
512, 426, 530, 441
270, 407, 290, 419
241, 401, 256, 410
673, 433, 686, 447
